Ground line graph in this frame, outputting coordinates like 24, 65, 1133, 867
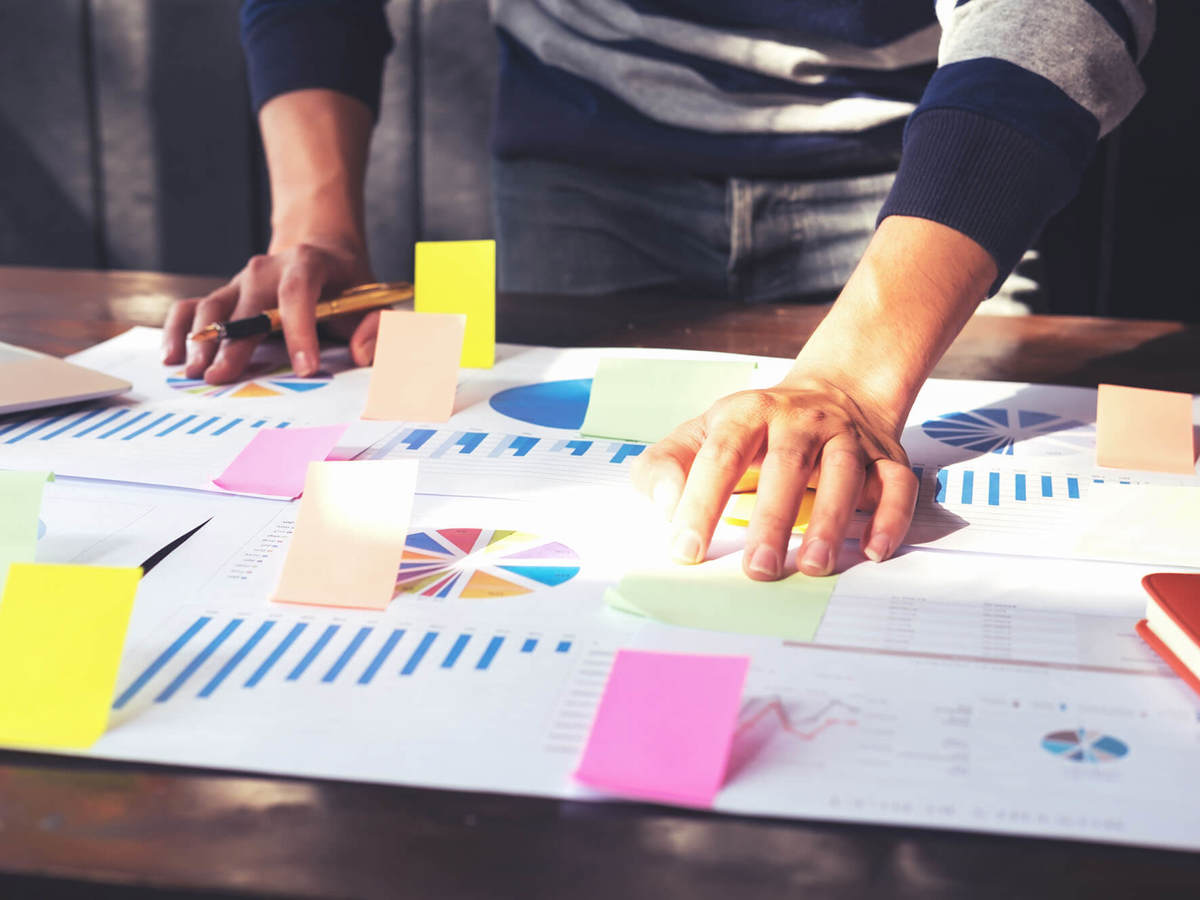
736, 696, 860, 741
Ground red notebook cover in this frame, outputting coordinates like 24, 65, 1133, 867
1138, 573, 1200, 698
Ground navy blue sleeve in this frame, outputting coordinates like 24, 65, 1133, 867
241, 0, 394, 119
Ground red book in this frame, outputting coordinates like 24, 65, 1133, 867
1137, 572, 1200, 697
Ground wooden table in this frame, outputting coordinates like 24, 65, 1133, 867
1, 266, 1198, 898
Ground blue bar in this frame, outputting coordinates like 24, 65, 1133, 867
197, 621, 275, 698
454, 432, 486, 454
323, 626, 372, 683
1015, 473, 1027, 501
960, 471, 974, 505
98, 410, 150, 439
0, 415, 35, 437
246, 622, 308, 687
521, 638, 537, 653
508, 436, 538, 456
441, 634, 472, 668
155, 619, 243, 702
935, 469, 947, 503
1093, 477, 1105, 484
5, 414, 67, 444
287, 624, 339, 680
1041, 475, 1053, 498
41, 409, 103, 440
401, 631, 439, 676
188, 415, 220, 435
75, 409, 128, 437
157, 413, 195, 436
358, 628, 404, 684
212, 417, 244, 436
987, 471, 1000, 507
555, 641, 572, 653
112, 616, 211, 709
610, 443, 644, 464
402, 428, 437, 450
123, 412, 174, 440
476, 636, 504, 670
1067, 477, 1080, 499
565, 440, 592, 456
251, 419, 266, 428
276, 421, 291, 429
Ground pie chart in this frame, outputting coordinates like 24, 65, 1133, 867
1041, 728, 1129, 763
921, 407, 1091, 455
167, 363, 332, 399
489, 379, 593, 429
395, 528, 581, 599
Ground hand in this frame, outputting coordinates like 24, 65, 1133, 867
632, 372, 919, 580
161, 239, 377, 384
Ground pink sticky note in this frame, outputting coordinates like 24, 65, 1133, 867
574, 650, 749, 807
1096, 384, 1196, 474
213, 424, 348, 498
362, 309, 465, 422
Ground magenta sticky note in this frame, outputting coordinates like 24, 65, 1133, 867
213, 424, 349, 498
574, 649, 749, 807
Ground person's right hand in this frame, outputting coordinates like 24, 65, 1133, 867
161, 238, 376, 384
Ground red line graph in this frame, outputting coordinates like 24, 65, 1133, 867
736, 697, 859, 741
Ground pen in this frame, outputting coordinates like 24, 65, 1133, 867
187, 281, 414, 343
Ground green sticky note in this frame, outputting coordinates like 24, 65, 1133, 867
580, 358, 756, 443
0, 563, 141, 749
606, 553, 836, 642
414, 239, 496, 368
0, 470, 54, 590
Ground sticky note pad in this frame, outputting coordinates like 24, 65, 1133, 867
272, 460, 418, 610
213, 424, 348, 498
722, 490, 815, 533
414, 239, 495, 368
574, 650, 749, 807
581, 357, 756, 444
606, 552, 836, 642
1074, 483, 1200, 568
1, 470, 53, 590
0, 563, 140, 749
362, 310, 465, 422
1096, 384, 1196, 474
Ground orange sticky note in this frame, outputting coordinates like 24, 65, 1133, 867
363, 309, 465, 422
1096, 384, 1196, 474
271, 460, 418, 610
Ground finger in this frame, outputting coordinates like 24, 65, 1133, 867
669, 420, 764, 564
183, 285, 239, 378
797, 434, 867, 576
205, 262, 281, 384
742, 431, 820, 581
630, 418, 706, 520
349, 310, 382, 366
861, 459, 918, 562
162, 297, 200, 364
276, 247, 327, 376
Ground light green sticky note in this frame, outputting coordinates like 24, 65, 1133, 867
580, 357, 757, 443
0, 470, 54, 590
414, 239, 496, 368
605, 553, 837, 641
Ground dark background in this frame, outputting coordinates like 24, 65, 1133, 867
0, 0, 1196, 321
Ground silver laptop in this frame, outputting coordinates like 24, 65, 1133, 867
0, 340, 131, 415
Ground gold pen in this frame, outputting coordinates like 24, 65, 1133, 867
188, 281, 414, 343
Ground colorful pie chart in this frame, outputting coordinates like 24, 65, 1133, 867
1041, 728, 1129, 763
395, 528, 582, 599
167, 363, 332, 399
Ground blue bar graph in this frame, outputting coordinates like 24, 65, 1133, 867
323, 626, 373, 683
521, 638, 538, 653
556, 641, 572, 653
441, 634, 472, 668
287, 624, 339, 680
76, 409, 128, 437
157, 414, 195, 436
113, 616, 211, 709
156, 619, 243, 702
476, 636, 504, 670
124, 412, 174, 440
401, 631, 439, 676
246, 622, 307, 687
1067, 477, 1080, 499
1015, 473, 1027, 501
358, 629, 405, 684
960, 470, 974, 505
611, 443, 645, 464
198, 621, 276, 698
987, 471, 1000, 506
1041, 475, 1053, 498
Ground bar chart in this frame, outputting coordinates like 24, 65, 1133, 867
0, 406, 293, 446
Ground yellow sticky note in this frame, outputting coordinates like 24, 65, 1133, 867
362, 310, 465, 422
414, 240, 495, 368
1096, 384, 1196, 474
0, 563, 141, 749
722, 490, 815, 533
272, 460, 419, 610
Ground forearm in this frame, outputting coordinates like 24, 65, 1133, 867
790, 215, 996, 431
260, 89, 373, 254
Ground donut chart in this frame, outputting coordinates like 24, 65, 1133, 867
167, 363, 332, 399
395, 528, 581, 599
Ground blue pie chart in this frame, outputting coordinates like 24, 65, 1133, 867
489, 379, 593, 430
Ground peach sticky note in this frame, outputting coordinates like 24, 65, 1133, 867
213, 424, 348, 498
272, 460, 418, 610
1096, 384, 1196, 474
363, 309, 465, 422
574, 650, 749, 807
414, 239, 495, 368
0, 563, 141, 749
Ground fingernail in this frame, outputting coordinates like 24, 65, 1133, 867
748, 544, 780, 578
293, 351, 313, 376
652, 480, 680, 519
799, 537, 832, 575
671, 529, 704, 564
864, 534, 891, 563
